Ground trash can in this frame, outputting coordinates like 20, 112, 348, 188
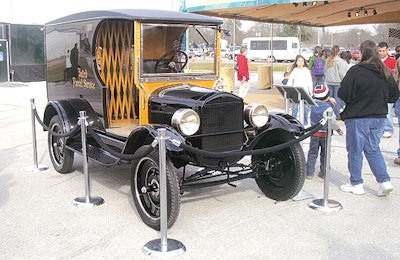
220, 66, 234, 93
258, 65, 273, 89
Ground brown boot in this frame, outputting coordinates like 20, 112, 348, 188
394, 157, 400, 165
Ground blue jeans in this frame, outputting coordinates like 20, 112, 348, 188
384, 103, 394, 134
306, 136, 326, 176
328, 84, 344, 120
312, 75, 325, 87
396, 99, 400, 157
292, 103, 309, 125
345, 118, 391, 185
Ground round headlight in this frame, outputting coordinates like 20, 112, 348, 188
244, 103, 269, 127
171, 108, 200, 136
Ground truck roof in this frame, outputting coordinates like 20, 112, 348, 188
46, 9, 223, 26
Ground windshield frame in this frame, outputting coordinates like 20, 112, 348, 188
139, 22, 219, 81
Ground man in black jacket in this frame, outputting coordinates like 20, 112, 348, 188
70, 43, 79, 79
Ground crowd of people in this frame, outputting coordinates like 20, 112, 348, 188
236, 40, 400, 197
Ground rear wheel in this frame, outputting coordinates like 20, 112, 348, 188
131, 147, 180, 230
48, 115, 74, 173
252, 132, 305, 201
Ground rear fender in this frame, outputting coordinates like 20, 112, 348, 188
43, 98, 104, 132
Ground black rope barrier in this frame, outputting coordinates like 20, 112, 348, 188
32, 104, 153, 160
33, 108, 81, 138
32, 99, 324, 162
303, 122, 320, 133
169, 121, 324, 159
87, 126, 155, 160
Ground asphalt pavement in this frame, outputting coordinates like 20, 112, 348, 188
0, 77, 399, 260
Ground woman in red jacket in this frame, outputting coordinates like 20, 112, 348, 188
236, 46, 250, 99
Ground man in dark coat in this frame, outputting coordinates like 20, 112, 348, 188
70, 43, 79, 79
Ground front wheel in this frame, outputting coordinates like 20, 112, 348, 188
48, 115, 74, 173
130, 146, 180, 230
252, 132, 305, 201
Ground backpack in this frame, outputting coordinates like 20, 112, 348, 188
312, 56, 325, 76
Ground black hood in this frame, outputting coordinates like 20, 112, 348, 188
357, 63, 385, 80
156, 84, 217, 101
150, 84, 242, 107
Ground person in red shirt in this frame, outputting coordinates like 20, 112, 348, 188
236, 46, 250, 100
378, 42, 397, 72
378, 42, 397, 138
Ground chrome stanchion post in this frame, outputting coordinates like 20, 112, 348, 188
72, 111, 104, 207
24, 98, 49, 172
298, 91, 304, 125
308, 110, 342, 212
143, 128, 185, 257
284, 91, 289, 114
291, 90, 314, 201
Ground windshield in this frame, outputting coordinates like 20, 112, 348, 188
141, 23, 218, 77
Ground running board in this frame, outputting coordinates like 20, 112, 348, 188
68, 143, 120, 166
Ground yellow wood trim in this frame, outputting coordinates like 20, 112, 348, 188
215, 25, 221, 77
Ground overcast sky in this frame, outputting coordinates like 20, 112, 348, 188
3, 0, 180, 24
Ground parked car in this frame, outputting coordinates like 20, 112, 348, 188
220, 48, 228, 57
187, 48, 203, 58
300, 47, 314, 61
43, 9, 306, 230
351, 51, 360, 61
227, 45, 241, 59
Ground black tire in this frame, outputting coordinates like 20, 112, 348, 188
130, 147, 180, 230
48, 115, 74, 173
252, 132, 305, 201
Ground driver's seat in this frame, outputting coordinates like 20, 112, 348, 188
142, 60, 157, 73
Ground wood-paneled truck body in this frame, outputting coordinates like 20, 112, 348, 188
44, 9, 306, 230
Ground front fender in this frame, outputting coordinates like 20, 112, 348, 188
266, 112, 304, 134
248, 112, 304, 150
124, 125, 185, 155
268, 113, 304, 132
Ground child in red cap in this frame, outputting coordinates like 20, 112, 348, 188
306, 85, 343, 179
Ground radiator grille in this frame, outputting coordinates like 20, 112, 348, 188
200, 100, 243, 152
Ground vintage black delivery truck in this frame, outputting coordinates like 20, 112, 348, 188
43, 9, 307, 230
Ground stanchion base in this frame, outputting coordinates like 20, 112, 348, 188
24, 164, 49, 172
143, 238, 186, 257
291, 189, 315, 201
308, 198, 343, 212
72, 196, 104, 208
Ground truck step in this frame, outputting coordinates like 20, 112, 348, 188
68, 143, 120, 166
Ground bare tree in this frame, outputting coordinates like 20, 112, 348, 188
220, 18, 400, 49
373, 23, 400, 47
221, 19, 243, 46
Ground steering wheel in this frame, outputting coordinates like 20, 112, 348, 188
154, 50, 188, 73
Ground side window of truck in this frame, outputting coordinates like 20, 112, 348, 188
95, 20, 138, 124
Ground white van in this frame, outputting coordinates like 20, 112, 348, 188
242, 37, 300, 62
